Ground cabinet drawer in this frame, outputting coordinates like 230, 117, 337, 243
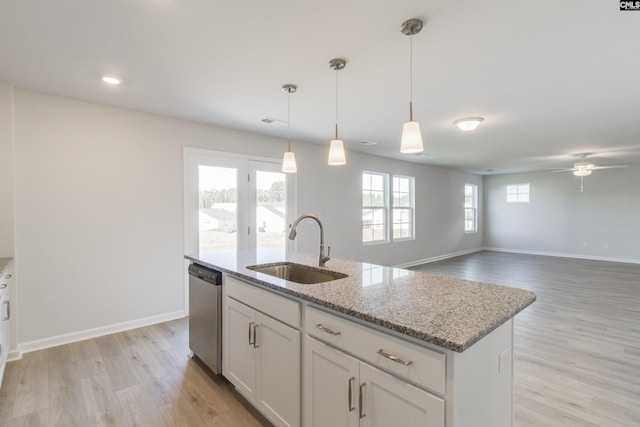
305, 306, 445, 395
225, 275, 300, 329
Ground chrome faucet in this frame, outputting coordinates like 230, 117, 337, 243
288, 214, 331, 267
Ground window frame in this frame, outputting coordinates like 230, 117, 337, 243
506, 183, 530, 203
391, 175, 415, 241
464, 183, 478, 234
362, 171, 389, 244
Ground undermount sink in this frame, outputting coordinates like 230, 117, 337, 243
246, 262, 348, 284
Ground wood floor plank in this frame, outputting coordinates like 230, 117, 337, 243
80, 373, 128, 427
0, 361, 20, 421
12, 350, 49, 419
8, 408, 50, 427
47, 360, 89, 426
117, 384, 168, 427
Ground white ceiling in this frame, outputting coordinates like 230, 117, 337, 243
1, 0, 639, 174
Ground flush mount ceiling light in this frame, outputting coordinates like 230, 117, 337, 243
101, 76, 121, 85
453, 117, 484, 131
400, 18, 424, 154
281, 84, 298, 174
328, 58, 347, 166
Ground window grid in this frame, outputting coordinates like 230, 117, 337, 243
392, 176, 414, 240
362, 172, 388, 243
506, 183, 530, 203
464, 184, 478, 233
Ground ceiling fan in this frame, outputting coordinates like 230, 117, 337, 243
549, 154, 628, 192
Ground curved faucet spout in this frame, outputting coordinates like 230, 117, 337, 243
288, 214, 330, 267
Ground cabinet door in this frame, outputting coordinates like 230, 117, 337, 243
304, 336, 359, 427
359, 362, 444, 427
256, 312, 301, 427
225, 297, 256, 401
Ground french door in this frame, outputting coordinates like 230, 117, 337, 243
184, 148, 294, 255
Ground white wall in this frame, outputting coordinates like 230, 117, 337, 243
0, 81, 14, 258
484, 167, 640, 263
5, 88, 482, 349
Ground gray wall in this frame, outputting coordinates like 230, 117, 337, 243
1, 85, 482, 349
484, 167, 640, 262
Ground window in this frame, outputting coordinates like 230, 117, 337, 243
362, 172, 415, 243
362, 172, 388, 243
506, 183, 530, 203
392, 176, 414, 240
464, 184, 478, 233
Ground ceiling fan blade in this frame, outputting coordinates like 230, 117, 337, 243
548, 168, 575, 173
591, 165, 629, 170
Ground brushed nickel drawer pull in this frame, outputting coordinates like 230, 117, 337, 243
0, 284, 6, 289
249, 322, 255, 345
253, 324, 260, 348
359, 382, 366, 419
348, 376, 356, 412
377, 349, 413, 366
315, 323, 341, 335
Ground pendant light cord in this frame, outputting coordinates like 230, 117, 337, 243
287, 90, 292, 152
335, 68, 339, 140
409, 32, 414, 121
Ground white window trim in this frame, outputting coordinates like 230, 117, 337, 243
464, 183, 478, 234
391, 175, 415, 242
362, 171, 389, 245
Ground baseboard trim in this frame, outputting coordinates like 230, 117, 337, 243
15, 310, 187, 359
483, 247, 640, 265
394, 248, 484, 268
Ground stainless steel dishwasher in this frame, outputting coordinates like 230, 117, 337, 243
188, 263, 222, 374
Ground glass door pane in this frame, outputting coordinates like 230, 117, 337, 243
199, 165, 238, 253
255, 170, 287, 250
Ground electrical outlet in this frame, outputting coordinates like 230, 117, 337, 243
582, 242, 589, 248
604, 243, 610, 249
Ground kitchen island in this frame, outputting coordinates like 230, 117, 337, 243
185, 250, 535, 427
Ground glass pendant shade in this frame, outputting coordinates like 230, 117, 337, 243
282, 151, 297, 173
328, 139, 346, 165
400, 120, 424, 153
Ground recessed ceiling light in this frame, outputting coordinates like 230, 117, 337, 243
453, 117, 484, 131
102, 76, 121, 85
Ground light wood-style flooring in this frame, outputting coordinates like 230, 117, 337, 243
411, 251, 640, 427
0, 317, 271, 426
1, 251, 638, 426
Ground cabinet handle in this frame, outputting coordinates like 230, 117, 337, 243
0, 283, 6, 289
4, 274, 11, 279
252, 324, 259, 348
248, 322, 255, 345
348, 377, 356, 412
377, 349, 413, 366
315, 323, 341, 335
3, 301, 8, 321
359, 382, 366, 419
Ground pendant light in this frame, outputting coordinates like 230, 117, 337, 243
281, 84, 298, 173
400, 19, 424, 154
328, 58, 347, 165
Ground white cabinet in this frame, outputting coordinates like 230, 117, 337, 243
304, 336, 444, 427
0, 266, 12, 388
223, 275, 301, 427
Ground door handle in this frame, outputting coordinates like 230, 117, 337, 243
359, 382, 366, 419
348, 377, 356, 412
252, 324, 260, 348
248, 322, 255, 345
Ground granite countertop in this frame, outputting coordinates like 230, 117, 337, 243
186, 250, 536, 352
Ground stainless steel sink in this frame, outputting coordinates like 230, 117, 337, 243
246, 262, 348, 284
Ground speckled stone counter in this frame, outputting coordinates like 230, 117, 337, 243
185, 250, 535, 352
